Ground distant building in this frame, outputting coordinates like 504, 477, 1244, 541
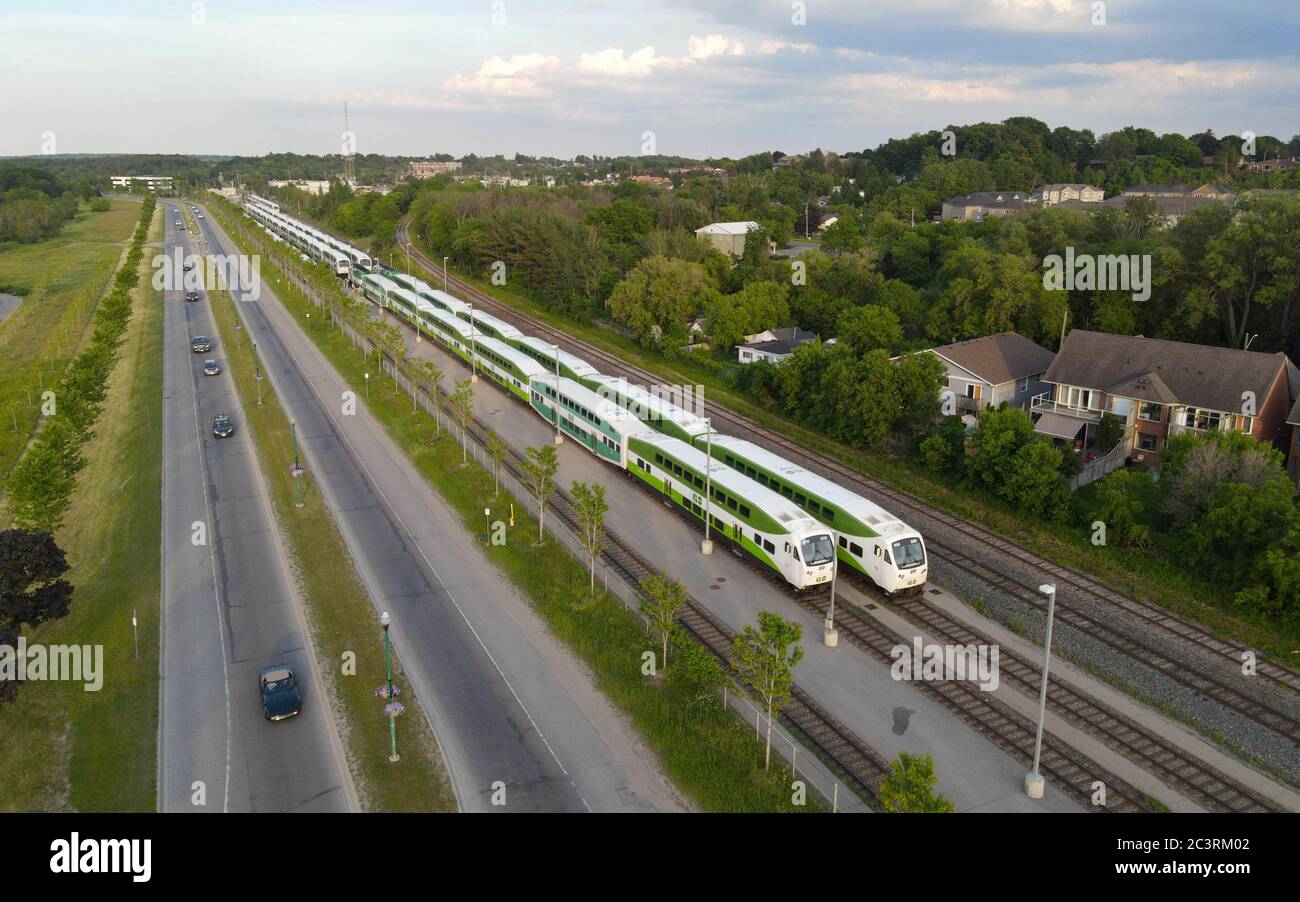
110, 175, 173, 192
695, 221, 775, 258
919, 332, 1056, 417
1104, 184, 1235, 227
1032, 184, 1104, 206
941, 190, 1031, 222
1035, 330, 1295, 470
409, 160, 462, 178
736, 327, 818, 365
267, 179, 332, 195
1239, 156, 1298, 173
629, 175, 673, 189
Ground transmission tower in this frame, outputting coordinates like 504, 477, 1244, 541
343, 102, 356, 185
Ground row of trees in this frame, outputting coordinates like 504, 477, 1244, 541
0, 166, 96, 244
5, 196, 155, 530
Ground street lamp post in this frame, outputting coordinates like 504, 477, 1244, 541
253, 341, 263, 406
824, 554, 839, 647
1026, 583, 1057, 799
291, 419, 304, 508
552, 344, 563, 445
364, 371, 370, 402
380, 611, 399, 763
443, 256, 449, 293
701, 419, 713, 555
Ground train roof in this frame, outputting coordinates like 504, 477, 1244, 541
585, 375, 711, 437
391, 272, 435, 295
707, 434, 918, 539
418, 305, 472, 338
475, 335, 547, 377
388, 287, 424, 309
418, 288, 470, 314
515, 336, 600, 378
362, 273, 399, 292
464, 308, 523, 340
530, 374, 647, 436
631, 433, 825, 535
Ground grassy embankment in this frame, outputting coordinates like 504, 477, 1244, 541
210, 198, 819, 812
0, 199, 141, 485
188, 203, 456, 812
0, 198, 161, 811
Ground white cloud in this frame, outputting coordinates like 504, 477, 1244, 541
577, 46, 674, 76
688, 34, 745, 60
836, 73, 1017, 103
760, 39, 815, 55
445, 53, 560, 96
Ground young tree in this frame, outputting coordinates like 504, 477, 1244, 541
730, 610, 804, 769
415, 358, 443, 431
640, 573, 687, 673
5, 421, 84, 534
570, 481, 608, 594
486, 428, 507, 496
1096, 410, 1124, 454
671, 629, 732, 701
449, 378, 475, 465
878, 752, 955, 813
520, 444, 558, 544
0, 529, 75, 704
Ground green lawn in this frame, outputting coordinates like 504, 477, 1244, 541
0, 199, 141, 486
211, 197, 818, 812
0, 200, 160, 811
191, 203, 456, 812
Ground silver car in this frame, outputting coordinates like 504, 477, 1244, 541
203, 359, 221, 376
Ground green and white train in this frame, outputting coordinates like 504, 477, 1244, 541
513, 336, 601, 382
582, 374, 712, 443
529, 375, 645, 468
701, 434, 927, 595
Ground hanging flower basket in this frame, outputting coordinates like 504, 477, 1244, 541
374, 685, 401, 701
383, 702, 406, 719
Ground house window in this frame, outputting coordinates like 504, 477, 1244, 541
1067, 387, 1093, 410
965, 383, 982, 400
1137, 432, 1158, 452
1138, 402, 1163, 422
1186, 408, 1222, 431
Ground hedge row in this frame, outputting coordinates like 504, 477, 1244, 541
5, 197, 156, 531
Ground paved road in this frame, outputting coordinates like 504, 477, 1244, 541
157, 204, 354, 813
195, 205, 683, 813
381, 290, 1083, 813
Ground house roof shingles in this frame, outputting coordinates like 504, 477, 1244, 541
930, 331, 1056, 386
1045, 330, 1290, 414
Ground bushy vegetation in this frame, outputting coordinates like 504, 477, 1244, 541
4, 197, 155, 530
0, 167, 96, 243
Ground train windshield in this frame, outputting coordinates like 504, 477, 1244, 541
891, 537, 925, 570
800, 534, 836, 566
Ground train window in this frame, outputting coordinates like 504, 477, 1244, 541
636, 458, 646, 470
654, 453, 663, 465
838, 536, 847, 548
754, 531, 762, 543
674, 464, 683, 478
724, 455, 734, 466
694, 475, 704, 490
764, 540, 775, 554
808, 500, 819, 514
782, 486, 793, 499
884, 549, 892, 564
784, 542, 791, 553
873, 546, 881, 557
757, 473, 769, 487
795, 492, 806, 506
739, 505, 750, 518
824, 509, 834, 522
850, 542, 863, 557
727, 498, 737, 511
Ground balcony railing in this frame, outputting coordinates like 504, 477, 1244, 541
1030, 393, 1103, 422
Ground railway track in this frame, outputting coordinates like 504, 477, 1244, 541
395, 219, 1300, 748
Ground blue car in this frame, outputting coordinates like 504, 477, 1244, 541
258, 665, 303, 721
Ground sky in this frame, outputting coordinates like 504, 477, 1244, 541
1, 0, 1297, 159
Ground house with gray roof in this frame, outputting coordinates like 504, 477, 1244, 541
920, 331, 1056, 418
736, 327, 819, 364
941, 190, 1032, 222
1288, 394, 1300, 487
1034, 330, 1296, 470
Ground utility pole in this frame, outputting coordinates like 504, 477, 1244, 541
701, 419, 713, 555
468, 303, 478, 382
552, 345, 563, 445
1026, 583, 1057, 799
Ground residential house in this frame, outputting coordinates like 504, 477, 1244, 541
1034, 330, 1296, 470
941, 190, 1032, 222
1104, 184, 1235, 227
695, 221, 776, 258
1240, 156, 1299, 173
922, 332, 1056, 418
409, 160, 462, 178
1032, 184, 1105, 206
736, 327, 818, 364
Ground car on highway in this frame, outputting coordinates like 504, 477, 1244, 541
191, 336, 211, 353
212, 414, 235, 438
258, 666, 302, 721
197, 213, 204, 219
185, 291, 201, 302
202, 359, 221, 376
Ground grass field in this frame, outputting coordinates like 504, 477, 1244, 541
0, 199, 142, 487
212, 198, 818, 812
403, 241, 1298, 665
0, 201, 160, 811
191, 204, 456, 812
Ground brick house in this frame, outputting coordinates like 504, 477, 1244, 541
1033, 330, 1296, 469
920, 332, 1056, 417
1288, 396, 1300, 487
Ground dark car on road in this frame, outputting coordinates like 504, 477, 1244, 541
212, 414, 235, 438
259, 666, 303, 721
185, 291, 200, 302
191, 336, 211, 353
202, 359, 221, 376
